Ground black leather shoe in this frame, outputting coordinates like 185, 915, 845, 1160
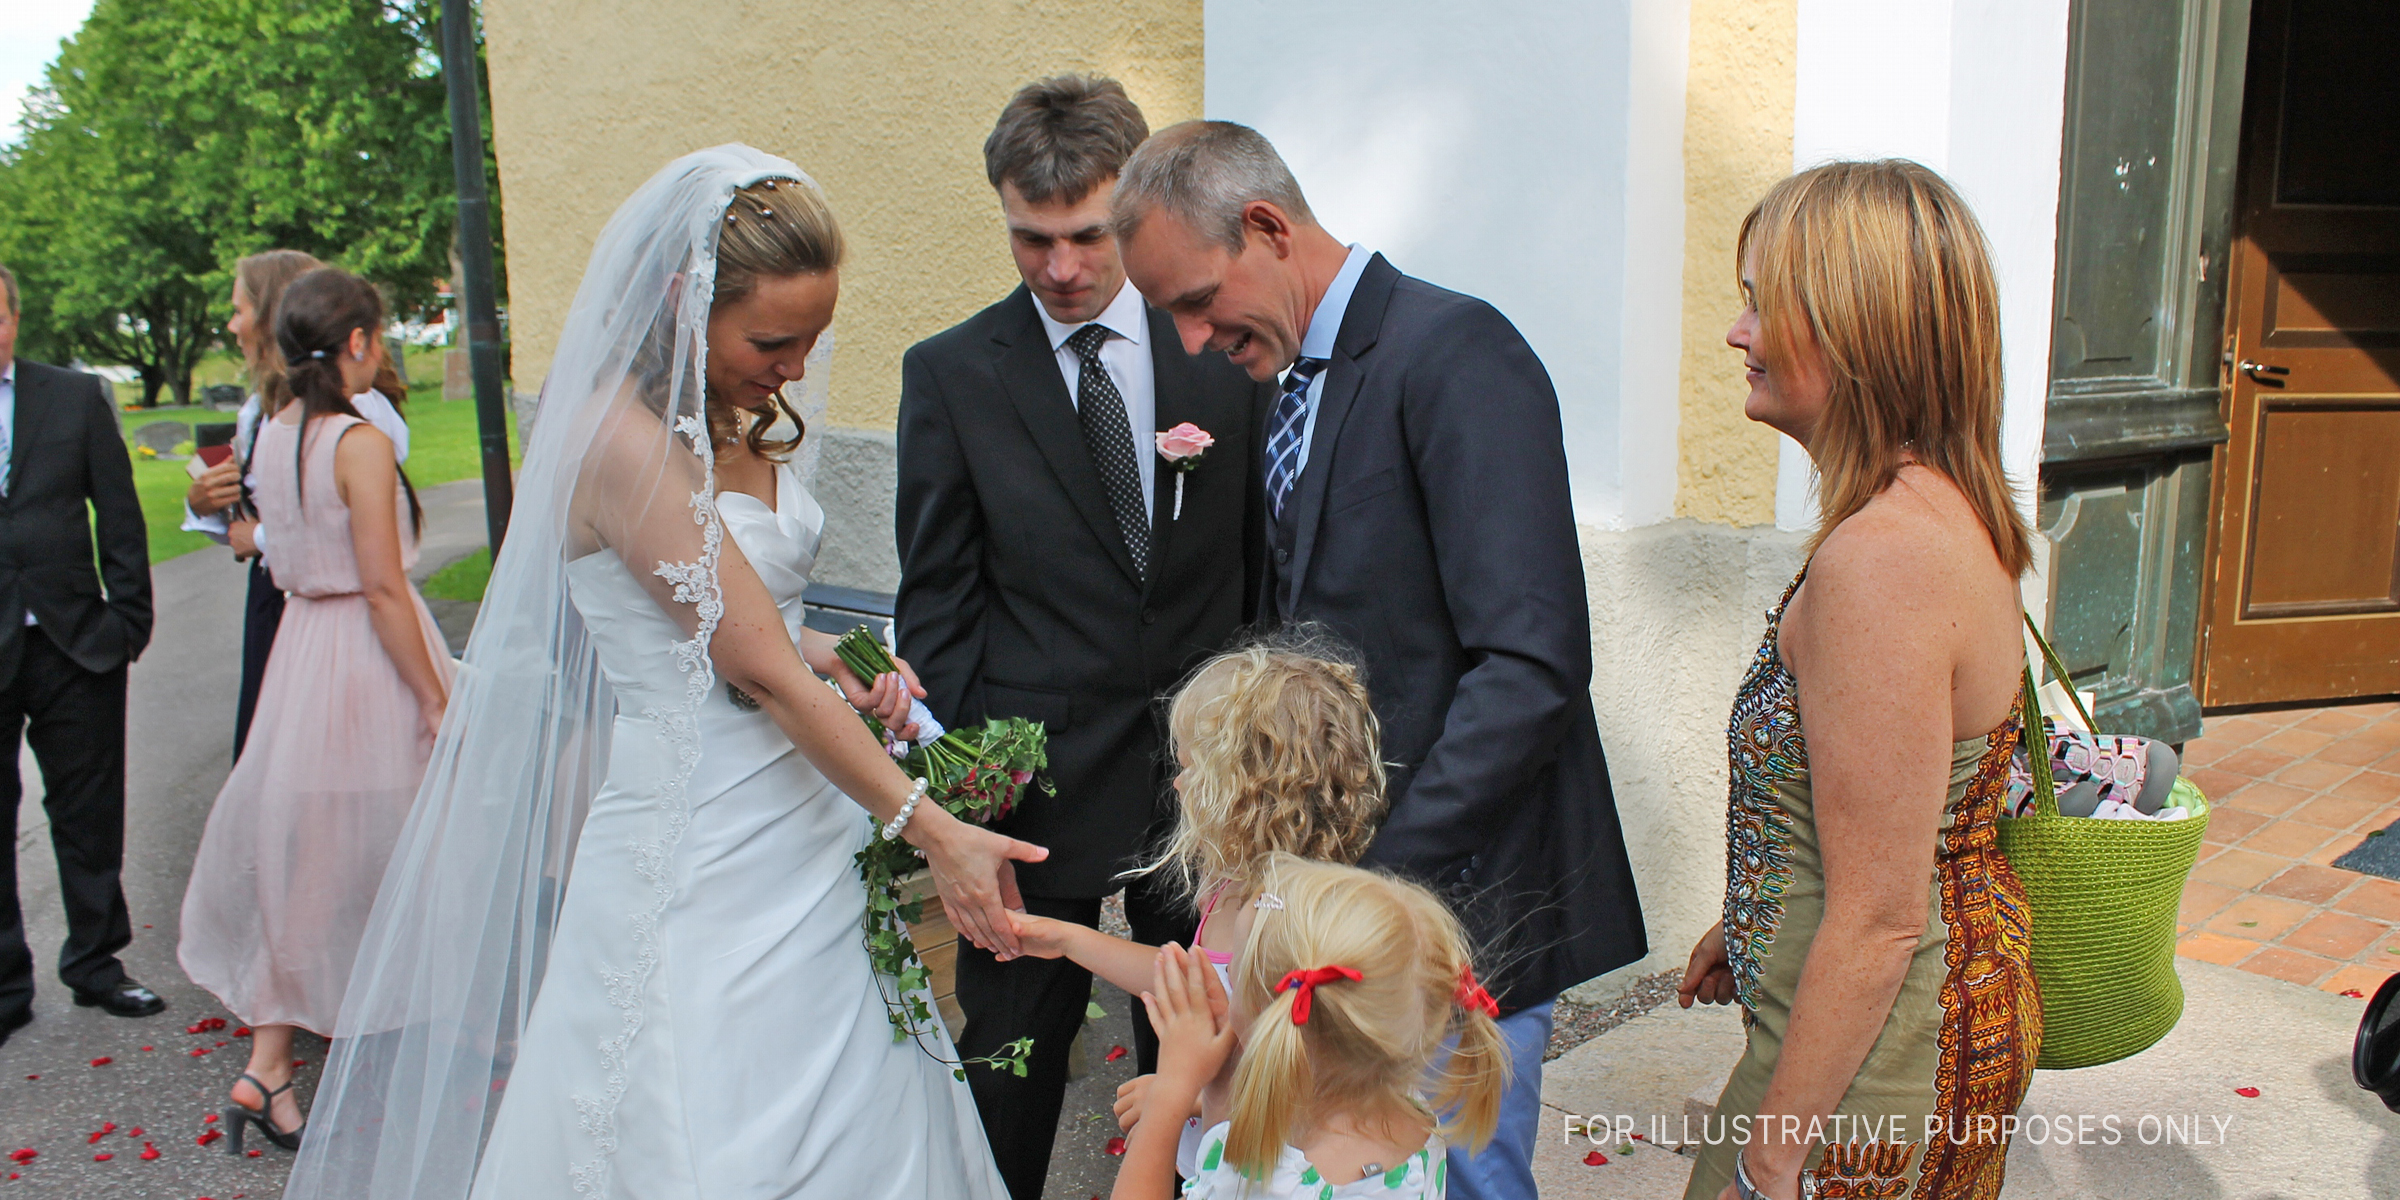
71, 980, 167, 1018
0, 1007, 30, 1048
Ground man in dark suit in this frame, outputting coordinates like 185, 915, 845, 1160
0, 263, 165, 1049
1112, 123, 1647, 1200
896, 79, 1268, 1198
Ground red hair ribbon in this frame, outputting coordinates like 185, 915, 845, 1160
1455, 966, 1500, 1017
1274, 966, 1363, 1024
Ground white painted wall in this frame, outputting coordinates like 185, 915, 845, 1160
1203, 0, 1687, 529
1786, 0, 2072, 532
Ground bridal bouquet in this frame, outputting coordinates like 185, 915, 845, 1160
835, 627, 1050, 1076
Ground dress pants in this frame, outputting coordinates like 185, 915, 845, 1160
954, 870, 1197, 1200
232, 557, 285, 758
0, 626, 134, 1023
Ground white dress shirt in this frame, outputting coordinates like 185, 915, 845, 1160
182, 387, 412, 558
1284, 244, 1375, 479
1033, 282, 1157, 520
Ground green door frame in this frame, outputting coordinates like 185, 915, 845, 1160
2038, 0, 2252, 743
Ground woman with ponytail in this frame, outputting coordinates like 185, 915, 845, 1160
1113, 854, 1505, 1200
184, 250, 413, 755
177, 266, 453, 1157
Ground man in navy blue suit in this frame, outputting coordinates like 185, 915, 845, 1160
1112, 122, 1646, 1200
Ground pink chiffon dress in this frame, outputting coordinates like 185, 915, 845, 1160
179, 412, 453, 1034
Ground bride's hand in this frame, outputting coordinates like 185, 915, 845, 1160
800, 630, 927, 738
908, 806, 1047, 956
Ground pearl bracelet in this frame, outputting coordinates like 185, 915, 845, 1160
880, 777, 929, 842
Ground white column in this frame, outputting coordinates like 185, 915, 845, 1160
1784, 0, 2070, 531
1204, 0, 1683, 529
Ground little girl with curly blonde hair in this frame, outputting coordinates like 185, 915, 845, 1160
1007, 633, 1388, 991
1005, 635, 1390, 1155
1112, 854, 1509, 1199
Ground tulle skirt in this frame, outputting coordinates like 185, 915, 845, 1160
179, 590, 452, 1034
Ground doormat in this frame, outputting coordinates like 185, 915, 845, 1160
2333, 820, 2400, 882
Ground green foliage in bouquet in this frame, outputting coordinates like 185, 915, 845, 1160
837, 627, 1054, 1080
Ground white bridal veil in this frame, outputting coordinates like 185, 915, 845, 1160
284, 145, 833, 1200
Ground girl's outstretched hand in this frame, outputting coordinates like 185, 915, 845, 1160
1141, 943, 1237, 1093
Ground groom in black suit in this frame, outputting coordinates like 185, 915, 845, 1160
895, 79, 1268, 1198
1112, 123, 1647, 1200
0, 264, 164, 1049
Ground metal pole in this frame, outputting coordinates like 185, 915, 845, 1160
440, 0, 514, 553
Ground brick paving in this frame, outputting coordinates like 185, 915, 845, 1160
2175, 699, 2400, 996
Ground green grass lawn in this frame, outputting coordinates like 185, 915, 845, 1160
120, 380, 517, 564
422, 546, 492, 601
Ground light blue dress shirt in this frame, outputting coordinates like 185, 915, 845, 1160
1285, 244, 1374, 480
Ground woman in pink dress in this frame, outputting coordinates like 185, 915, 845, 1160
179, 267, 454, 1156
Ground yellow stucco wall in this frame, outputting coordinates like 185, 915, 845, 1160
481, 0, 1206, 432
1675, 0, 1796, 526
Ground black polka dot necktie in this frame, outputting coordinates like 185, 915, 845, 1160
1066, 323, 1148, 581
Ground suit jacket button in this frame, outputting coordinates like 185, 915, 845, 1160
1274, 548, 1290, 565
1141, 609, 1157, 625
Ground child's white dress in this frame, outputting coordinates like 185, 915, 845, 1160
1179, 1121, 1446, 1199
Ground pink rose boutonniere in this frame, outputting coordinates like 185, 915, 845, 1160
1155, 422, 1215, 520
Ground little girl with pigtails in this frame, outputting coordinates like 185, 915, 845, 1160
1114, 853, 1511, 1198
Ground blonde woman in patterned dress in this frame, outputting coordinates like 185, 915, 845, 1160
1678, 160, 2040, 1200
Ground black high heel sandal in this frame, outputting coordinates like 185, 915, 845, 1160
224, 1071, 305, 1154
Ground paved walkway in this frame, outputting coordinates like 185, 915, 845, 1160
1535, 956, 2395, 1199
0, 481, 481, 1199
2177, 700, 2400, 994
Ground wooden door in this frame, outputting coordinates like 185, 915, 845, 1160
2202, 0, 2400, 706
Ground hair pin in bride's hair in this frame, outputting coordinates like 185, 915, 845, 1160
1253, 893, 1285, 911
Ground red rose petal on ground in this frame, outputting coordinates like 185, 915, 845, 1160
189, 1047, 210, 1057
2342, 988, 2366, 998
233, 1027, 251, 1037
21, 1075, 34, 1081
1631, 1132, 1645, 1140
1104, 1136, 1126, 1156
2235, 1087, 2260, 1098
93, 1153, 113, 1161
195, 1129, 223, 1146
126, 1128, 142, 1138
203, 1114, 218, 1123
140, 1143, 159, 1160
7, 1149, 33, 1163
291, 1060, 307, 1067
88, 1132, 105, 1145
140, 1046, 153, 1052
6, 1173, 15, 1180
1584, 1150, 1609, 1166
101, 1123, 116, 1134
214, 1042, 227, 1048
90, 1056, 112, 1066
1103, 1045, 1128, 1063
245, 1149, 261, 1158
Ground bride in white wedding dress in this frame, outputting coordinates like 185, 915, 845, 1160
284, 147, 1033, 1200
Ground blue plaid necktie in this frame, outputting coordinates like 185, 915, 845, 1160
1264, 357, 1326, 520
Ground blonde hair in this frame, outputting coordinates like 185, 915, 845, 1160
1225, 855, 1507, 1177
1738, 159, 2031, 576
1144, 634, 1386, 902
233, 249, 326, 411
708, 176, 843, 460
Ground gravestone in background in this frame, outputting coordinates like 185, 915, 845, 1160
132, 420, 193, 459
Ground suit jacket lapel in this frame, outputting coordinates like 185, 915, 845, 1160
7, 367, 48, 503
991, 290, 1142, 587
1281, 254, 1397, 610
1145, 305, 1200, 589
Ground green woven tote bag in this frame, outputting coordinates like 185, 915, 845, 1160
1996, 619, 2211, 1071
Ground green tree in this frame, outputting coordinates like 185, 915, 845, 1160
0, 0, 498, 406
